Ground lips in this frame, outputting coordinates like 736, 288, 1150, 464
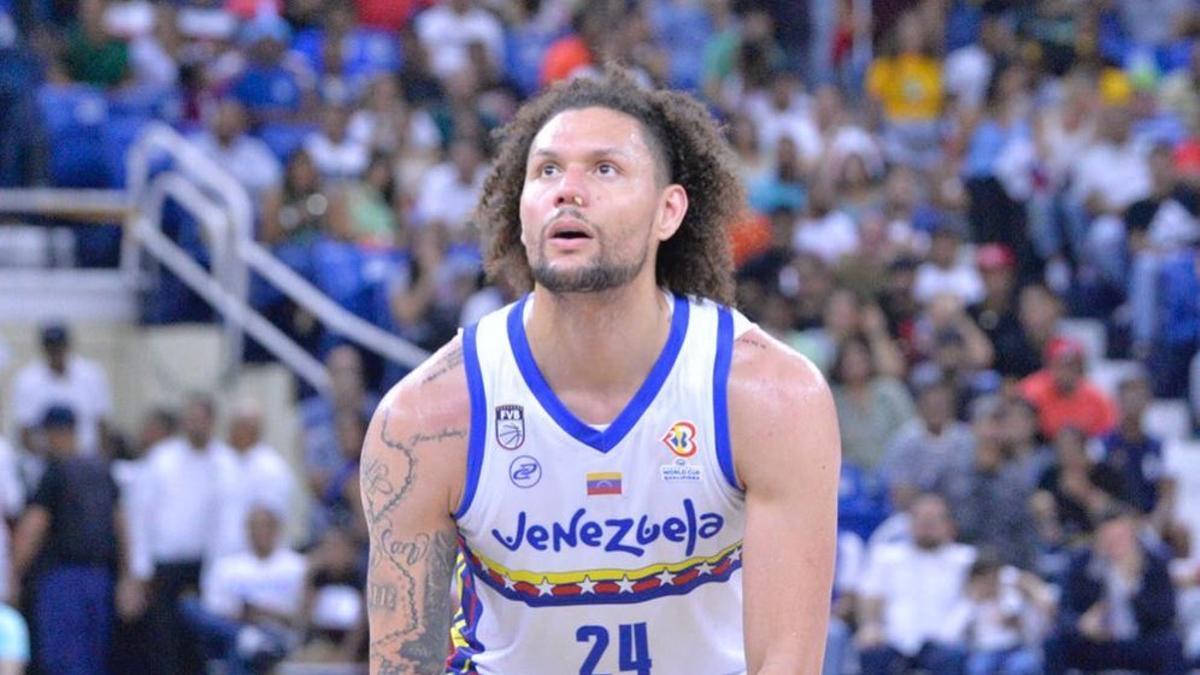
546, 218, 594, 241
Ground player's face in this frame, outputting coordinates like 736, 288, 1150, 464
519, 107, 684, 294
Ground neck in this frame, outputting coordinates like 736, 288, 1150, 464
524, 280, 671, 423
1120, 418, 1143, 437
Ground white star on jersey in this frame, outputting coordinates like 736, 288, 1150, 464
578, 576, 597, 594
536, 578, 555, 596
502, 576, 516, 591
696, 561, 714, 575
655, 569, 675, 587
616, 576, 636, 593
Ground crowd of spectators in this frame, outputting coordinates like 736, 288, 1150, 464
2, 0, 1200, 673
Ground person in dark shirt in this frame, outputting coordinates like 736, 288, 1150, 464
11, 406, 142, 675
969, 243, 1041, 379
1100, 373, 1167, 514
1044, 505, 1186, 674
1036, 426, 1127, 540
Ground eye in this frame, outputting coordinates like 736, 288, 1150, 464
538, 162, 560, 177
596, 162, 618, 176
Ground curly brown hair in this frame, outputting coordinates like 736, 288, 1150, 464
473, 66, 745, 305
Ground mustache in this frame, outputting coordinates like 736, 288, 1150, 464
542, 207, 593, 232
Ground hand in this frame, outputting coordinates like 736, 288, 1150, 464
116, 576, 148, 621
855, 622, 885, 649
1078, 602, 1109, 642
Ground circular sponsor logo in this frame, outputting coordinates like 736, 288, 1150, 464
509, 455, 542, 489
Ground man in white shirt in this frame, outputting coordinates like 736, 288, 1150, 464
414, 0, 504, 82
180, 505, 306, 674
914, 216, 985, 306
857, 493, 976, 674
412, 136, 487, 236
10, 322, 112, 457
216, 400, 296, 557
189, 99, 283, 200
127, 393, 235, 675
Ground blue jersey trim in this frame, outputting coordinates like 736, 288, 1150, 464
713, 306, 741, 491
454, 324, 487, 520
506, 293, 691, 453
447, 550, 485, 674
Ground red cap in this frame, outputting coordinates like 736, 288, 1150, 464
1046, 336, 1086, 364
976, 243, 1016, 272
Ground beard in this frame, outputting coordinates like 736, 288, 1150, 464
530, 237, 649, 294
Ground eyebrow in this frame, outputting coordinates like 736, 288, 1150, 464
530, 147, 636, 161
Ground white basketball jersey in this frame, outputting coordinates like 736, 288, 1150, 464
448, 292, 754, 675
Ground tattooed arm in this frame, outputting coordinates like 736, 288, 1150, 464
361, 339, 470, 674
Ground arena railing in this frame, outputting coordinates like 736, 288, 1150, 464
125, 122, 431, 391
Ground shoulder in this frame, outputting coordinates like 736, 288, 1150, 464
362, 335, 471, 515
727, 326, 839, 490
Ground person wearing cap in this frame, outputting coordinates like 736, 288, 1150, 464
10, 405, 141, 675
913, 212, 985, 306
10, 322, 113, 457
969, 243, 1043, 378
1018, 336, 1117, 439
1043, 505, 1186, 674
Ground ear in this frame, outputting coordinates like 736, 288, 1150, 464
655, 184, 688, 242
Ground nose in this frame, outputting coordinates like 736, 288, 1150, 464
552, 166, 588, 208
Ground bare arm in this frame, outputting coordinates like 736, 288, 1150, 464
361, 340, 469, 674
11, 507, 49, 584
732, 329, 840, 674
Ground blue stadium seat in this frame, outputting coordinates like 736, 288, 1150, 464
257, 122, 318, 163
37, 84, 110, 187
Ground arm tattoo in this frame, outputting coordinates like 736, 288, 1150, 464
363, 412, 467, 524
420, 345, 463, 384
737, 335, 770, 350
370, 528, 459, 674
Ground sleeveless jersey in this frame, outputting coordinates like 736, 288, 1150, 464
449, 292, 754, 675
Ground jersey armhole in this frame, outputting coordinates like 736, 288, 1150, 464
453, 324, 487, 520
713, 306, 744, 492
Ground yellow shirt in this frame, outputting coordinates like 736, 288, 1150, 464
867, 53, 944, 122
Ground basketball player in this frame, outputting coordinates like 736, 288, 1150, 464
361, 68, 840, 674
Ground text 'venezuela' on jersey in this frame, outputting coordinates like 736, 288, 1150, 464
448, 292, 754, 675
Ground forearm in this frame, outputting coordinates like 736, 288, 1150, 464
11, 510, 48, 581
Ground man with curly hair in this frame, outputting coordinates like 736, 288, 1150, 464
361, 66, 840, 674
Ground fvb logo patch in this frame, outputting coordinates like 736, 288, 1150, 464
495, 404, 525, 450
661, 421, 699, 458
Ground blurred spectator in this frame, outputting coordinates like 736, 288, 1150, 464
229, 13, 316, 123
1159, 42, 1200, 135
310, 410, 367, 543
866, 12, 944, 170
914, 215, 984, 306
182, 505, 306, 675
295, 526, 366, 662
189, 99, 283, 200
823, 530, 865, 675
128, 393, 234, 675
328, 152, 402, 247
10, 406, 138, 675
958, 556, 1053, 675
1173, 554, 1200, 670
301, 346, 375, 502
10, 322, 112, 457
943, 396, 1037, 570
415, 0, 504, 83
1019, 337, 1117, 439
999, 396, 1053, 491
829, 333, 915, 471
347, 74, 441, 160
1148, 245, 1200, 402
968, 244, 1038, 378
412, 135, 487, 236
793, 181, 859, 266
1100, 373, 1168, 515
1128, 142, 1200, 356
881, 378, 973, 498
856, 493, 974, 675
216, 401, 296, 557
260, 150, 329, 246
128, 4, 182, 90
1035, 426, 1127, 541
943, 14, 1013, 113
304, 103, 369, 181
58, 0, 128, 88
1044, 505, 1186, 674
747, 73, 823, 172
